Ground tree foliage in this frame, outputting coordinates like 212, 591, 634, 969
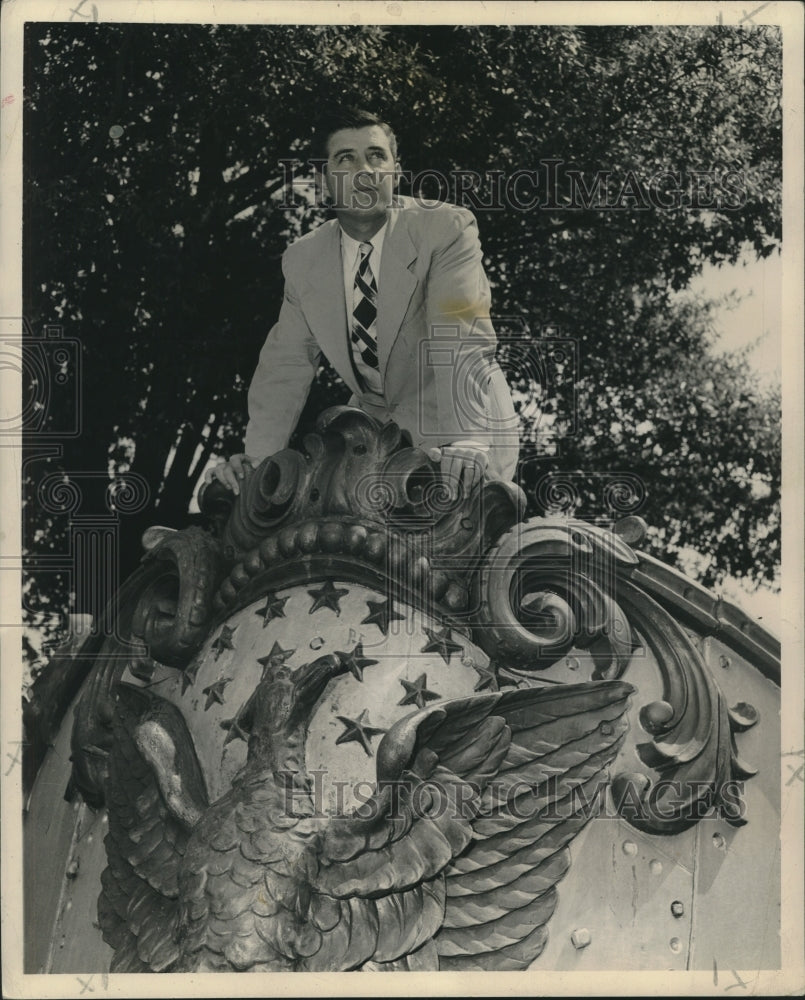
22, 22, 781, 653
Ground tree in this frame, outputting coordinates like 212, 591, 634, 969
21, 22, 781, 658
516, 295, 781, 588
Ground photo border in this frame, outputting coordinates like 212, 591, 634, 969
1, 2, 802, 996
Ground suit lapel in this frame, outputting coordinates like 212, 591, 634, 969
297, 208, 419, 391
297, 222, 361, 395
377, 206, 418, 379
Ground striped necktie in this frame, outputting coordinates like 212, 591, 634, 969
351, 241, 380, 376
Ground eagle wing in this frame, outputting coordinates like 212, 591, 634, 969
99, 683, 209, 972
309, 678, 633, 972
435, 680, 633, 969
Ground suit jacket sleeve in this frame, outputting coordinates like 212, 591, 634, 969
244, 252, 322, 461
424, 207, 499, 444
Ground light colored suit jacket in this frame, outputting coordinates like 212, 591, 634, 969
245, 197, 519, 480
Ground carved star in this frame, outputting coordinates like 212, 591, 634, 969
308, 580, 350, 616
335, 642, 379, 682
180, 660, 202, 695
472, 660, 499, 692
255, 591, 290, 627
220, 716, 250, 745
361, 596, 405, 636
398, 673, 441, 709
335, 710, 387, 757
211, 625, 237, 661
202, 677, 231, 710
420, 626, 463, 665
257, 641, 295, 676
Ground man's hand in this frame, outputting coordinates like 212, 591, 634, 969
204, 454, 257, 496
427, 442, 489, 498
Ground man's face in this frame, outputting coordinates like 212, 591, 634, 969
323, 125, 399, 216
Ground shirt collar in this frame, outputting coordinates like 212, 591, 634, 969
340, 221, 388, 268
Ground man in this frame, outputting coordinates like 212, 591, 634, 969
207, 108, 518, 496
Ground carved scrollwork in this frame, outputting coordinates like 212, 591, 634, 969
131, 526, 225, 668
213, 408, 524, 555
474, 517, 635, 675
223, 449, 306, 553
68, 527, 226, 806
472, 514, 760, 835
218, 409, 406, 555
205, 406, 525, 619
610, 580, 758, 834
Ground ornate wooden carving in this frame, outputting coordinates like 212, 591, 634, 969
610, 580, 759, 834
62, 405, 766, 972
470, 516, 760, 834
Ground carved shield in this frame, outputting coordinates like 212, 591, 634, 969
25, 408, 777, 974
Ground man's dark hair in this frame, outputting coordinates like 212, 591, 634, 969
310, 106, 398, 164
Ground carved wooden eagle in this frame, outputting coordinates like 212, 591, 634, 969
99, 654, 633, 972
